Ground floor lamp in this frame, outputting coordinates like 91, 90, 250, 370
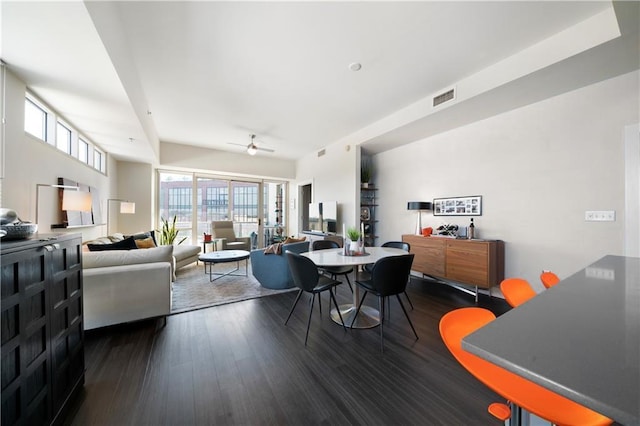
107, 199, 136, 234
407, 201, 432, 235
35, 183, 93, 227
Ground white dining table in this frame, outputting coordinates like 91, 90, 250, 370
302, 246, 410, 328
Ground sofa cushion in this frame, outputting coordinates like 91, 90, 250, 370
135, 237, 157, 249
128, 230, 158, 246
87, 236, 138, 251
172, 244, 201, 262
83, 244, 174, 269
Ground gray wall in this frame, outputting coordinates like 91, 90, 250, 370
374, 70, 639, 292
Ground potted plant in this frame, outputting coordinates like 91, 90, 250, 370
158, 215, 187, 245
346, 227, 361, 252
361, 158, 372, 188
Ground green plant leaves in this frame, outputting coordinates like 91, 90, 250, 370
157, 215, 187, 245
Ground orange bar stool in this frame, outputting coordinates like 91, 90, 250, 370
439, 307, 612, 426
500, 278, 537, 308
540, 270, 560, 289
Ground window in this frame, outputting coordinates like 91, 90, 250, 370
56, 122, 71, 154
78, 138, 89, 163
24, 98, 47, 141
93, 149, 104, 172
24, 94, 108, 174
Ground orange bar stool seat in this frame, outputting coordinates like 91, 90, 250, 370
540, 270, 561, 289
439, 307, 612, 426
500, 278, 537, 308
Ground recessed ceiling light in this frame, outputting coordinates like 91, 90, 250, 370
348, 62, 362, 72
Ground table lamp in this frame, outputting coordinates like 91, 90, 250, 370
407, 201, 432, 235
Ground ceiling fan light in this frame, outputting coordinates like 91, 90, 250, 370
247, 144, 258, 155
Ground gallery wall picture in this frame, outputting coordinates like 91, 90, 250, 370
433, 195, 482, 216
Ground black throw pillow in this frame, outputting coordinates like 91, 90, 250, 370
87, 236, 138, 251
127, 230, 158, 247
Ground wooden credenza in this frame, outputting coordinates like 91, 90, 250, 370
402, 234, 504, 298
1, 233, 85, 425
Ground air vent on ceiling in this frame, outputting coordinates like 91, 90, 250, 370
317, 149, 326, 157
433, 87, 455, 107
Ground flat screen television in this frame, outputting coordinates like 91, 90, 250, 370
306, 201, 337, 234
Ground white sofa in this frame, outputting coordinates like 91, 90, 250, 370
83, 245, 174, 330
84, 233, 201, 271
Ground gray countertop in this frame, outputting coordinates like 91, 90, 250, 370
463, 255, 639, 425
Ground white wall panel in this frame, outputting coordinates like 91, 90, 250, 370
376, 70, 639, 289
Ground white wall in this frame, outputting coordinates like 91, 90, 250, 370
160, 141, 296, 180
1, 69, 116, 241
109, 161, 154, 235
624, 123, 640, 257
293, 141, 358, 235
375, 70, 639, 291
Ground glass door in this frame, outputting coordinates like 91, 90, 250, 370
158, 171, 194, 244
196, 177, 229, 241
230, 181, 260, 248
159, 171, 288, 249
262, 182, 287, 247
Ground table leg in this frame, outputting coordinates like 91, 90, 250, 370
204, 258, 249, 282
330, 265, 380, 329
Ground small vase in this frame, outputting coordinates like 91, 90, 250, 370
349, 240, 359, 253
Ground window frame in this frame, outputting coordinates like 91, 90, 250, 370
24, 92, 108, 175
24, 97, 48, 142
56, 120, 72, 154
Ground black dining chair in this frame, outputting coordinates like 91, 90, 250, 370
285, 251, 347, 346
311, 240, 353, 293
352, 253, 417, 352
364, 241, 413, 309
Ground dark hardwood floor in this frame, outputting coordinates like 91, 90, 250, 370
65, 277, 511, 425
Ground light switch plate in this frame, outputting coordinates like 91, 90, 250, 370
585, 210, 616, 221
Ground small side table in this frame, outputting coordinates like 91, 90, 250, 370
202, 238, 224, 253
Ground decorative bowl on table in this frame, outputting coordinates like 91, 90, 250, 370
0, 222, 38, 240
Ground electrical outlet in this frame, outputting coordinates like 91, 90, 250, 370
585, 267, 615, 280
585, 210, 616, 221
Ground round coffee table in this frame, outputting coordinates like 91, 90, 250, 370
199, 250, 250, 282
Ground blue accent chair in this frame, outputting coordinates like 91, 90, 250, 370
250, 241, 310, 289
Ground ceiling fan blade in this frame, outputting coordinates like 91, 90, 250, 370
256, 146, 275, 153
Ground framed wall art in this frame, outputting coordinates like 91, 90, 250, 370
433, 195, 482, 216
360, 207, 371, 221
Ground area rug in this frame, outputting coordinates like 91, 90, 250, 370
171, 262, 296, 314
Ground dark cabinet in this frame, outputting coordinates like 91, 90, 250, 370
1, 233, 84, 425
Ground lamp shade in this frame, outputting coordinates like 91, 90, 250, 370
407, 201, 432, 211
62, 190, 93, 212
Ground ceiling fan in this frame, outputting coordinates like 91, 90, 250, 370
229, 134, 275, 156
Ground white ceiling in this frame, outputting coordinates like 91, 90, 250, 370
1, 1, 634, 163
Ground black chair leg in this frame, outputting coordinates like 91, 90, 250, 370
285, 290, 303, 325
344, 273, 353, 293
318, 291, 322, 315
329, 289, 347, 332
305, 294, 316, 346
404, 291, 414, 310
379, 296, 385, 353
350, 290, 369, 329
396, 294, 418, 340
